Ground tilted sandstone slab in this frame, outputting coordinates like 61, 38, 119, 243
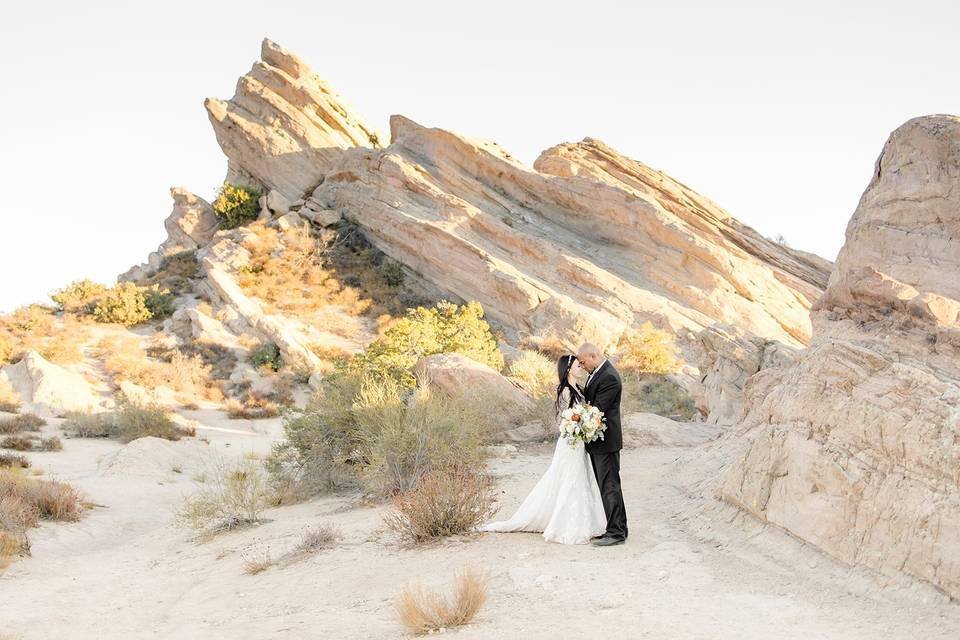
205, 38, 384, 201
720, 115, 960, 598
0, 350, 106, 417
204, 41, 831, 352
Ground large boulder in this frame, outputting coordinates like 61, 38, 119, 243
0, 351, 106, 417
720, 115, 960, 598
414, 352, 534, 417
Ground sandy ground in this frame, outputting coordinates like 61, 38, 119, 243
2, 414, 958, 640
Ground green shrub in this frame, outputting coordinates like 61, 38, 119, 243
178, 459, 272, 537
212, 182, 262, 229
507, 350, 555, 397
617, 322, 682, 378
92, 282, 152, 326
379, 260, 405, 287
349, 301, 504, 387
622, 375, 698, 421
50, 279, 107, 314
266, 371, 490, 500
250, 343, 282, 373
142, 285, 175, 319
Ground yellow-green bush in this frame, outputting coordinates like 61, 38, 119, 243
92, 282, 152, 326
349, 301, 504, 387
0, 336, 11, 365
617, 322, 682, 378
507, 350, 555, 397
50, 279, 107, 314
212, 182, 262, 229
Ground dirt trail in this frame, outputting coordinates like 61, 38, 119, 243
1, 421, 957, 640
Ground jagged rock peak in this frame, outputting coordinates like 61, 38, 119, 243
205, 38, 386, 200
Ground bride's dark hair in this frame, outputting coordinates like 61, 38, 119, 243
555, 354, 583, 416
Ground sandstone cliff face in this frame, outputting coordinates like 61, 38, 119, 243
205, 39, 385, 201
720, 115, 960, 598
201, 41, 831, 352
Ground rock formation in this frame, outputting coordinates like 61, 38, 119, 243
0, 350, 106, 417
205, 39, 385, 201
720, 115, 960, 599
204, 39, 832, 353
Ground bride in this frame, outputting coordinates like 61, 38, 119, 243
479, 354, 607, 544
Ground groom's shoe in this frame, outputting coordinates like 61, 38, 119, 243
591, 536, 625, 547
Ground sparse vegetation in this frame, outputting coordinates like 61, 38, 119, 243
225, 390, 282, 420
0, 453, 30, 469
1, 436, 33, 452
50, 279, 107, 314
349, 301, 504, 388
617, 322, 682, 378
0, 414, 45, 435
212, 182, 262, 229
92, 282, 153, 326
385, 464, 497, 544
292, 523, 341, 555
0, 379, 19, 413
0, 468, 84, 571
622, 375, 699, 421
250, 342, 282, 373
507, 350, 555, 397
178, 459, 272, 538
64, 400, 193, 443
241, 544, 274, 575
396, 567, 489, 635
267, 371, 491, 501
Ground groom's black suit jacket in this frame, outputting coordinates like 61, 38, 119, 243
582, 360, 623, 454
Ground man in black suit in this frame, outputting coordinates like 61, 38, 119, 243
576, 343, 627, 547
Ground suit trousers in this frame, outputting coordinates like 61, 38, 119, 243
589, 450, 628, 541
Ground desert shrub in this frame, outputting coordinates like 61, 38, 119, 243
349, 301, 504, 387
64, 401, 192, 443
0, 379, 19, 413
39, 437, 62, 452
0, 469, 84, 522
242, 545, 274, 575
622, 375, 699, 421
178, 459, 272, 537
0, 335, 12, 365
0, 453, 30, 469
385, 465, 497, 543
379, 260, 405, 287
136, 250, 199, 297
39, 332, 83, 364
617, 322, 682, 378
142, 285, 175, 319
266, 372, 491, 500
507, 350, 555, 397
0, 414, 45, 434
250, 342, 282, 373
292, 523, 341, 555
92, 282, 153, 326
50, 279, 107, 314
225, 391, 282, 420
396, 567, 489, 635
212, 182, 262, 229
1, 436, 33, 452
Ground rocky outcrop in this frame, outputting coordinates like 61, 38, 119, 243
205, 38, 384, 201
205, 41, 831, 352
720, 115, 960, 599
120, 187, 219, 282
693, 324, 797, 426
0, 351, 106, 417
415, 353, 533, 412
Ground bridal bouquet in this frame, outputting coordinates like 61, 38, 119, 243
558, 403, 606, 448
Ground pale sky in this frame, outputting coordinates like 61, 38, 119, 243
1, 0, 957, 313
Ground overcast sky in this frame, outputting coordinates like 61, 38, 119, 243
1, 0, 957, 312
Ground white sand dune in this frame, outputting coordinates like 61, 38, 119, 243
2, 416, 958, 640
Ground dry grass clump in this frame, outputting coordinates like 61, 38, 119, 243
241, 544, 274, 575
0, 453, 30, 469
0, 413, 45, 434
1, 435, 61, 452
292, 523, 341, 555
178, 459, 272, 538
225, 390, 282, 420
0, 378, 20, 413
385, 465, 498, 544
64, 400, 193, 443
0, 468, 85, 571
396, 567, 489, 635
0, 304, 90, 366
507, 349, 555, 397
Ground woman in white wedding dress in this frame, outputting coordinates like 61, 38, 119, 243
479, 354, 607, 545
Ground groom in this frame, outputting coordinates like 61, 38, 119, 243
576, 343, 628, 547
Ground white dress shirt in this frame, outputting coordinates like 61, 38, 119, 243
585, 358, 608, 390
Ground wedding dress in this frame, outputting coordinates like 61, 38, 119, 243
479, 388, 607, 544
